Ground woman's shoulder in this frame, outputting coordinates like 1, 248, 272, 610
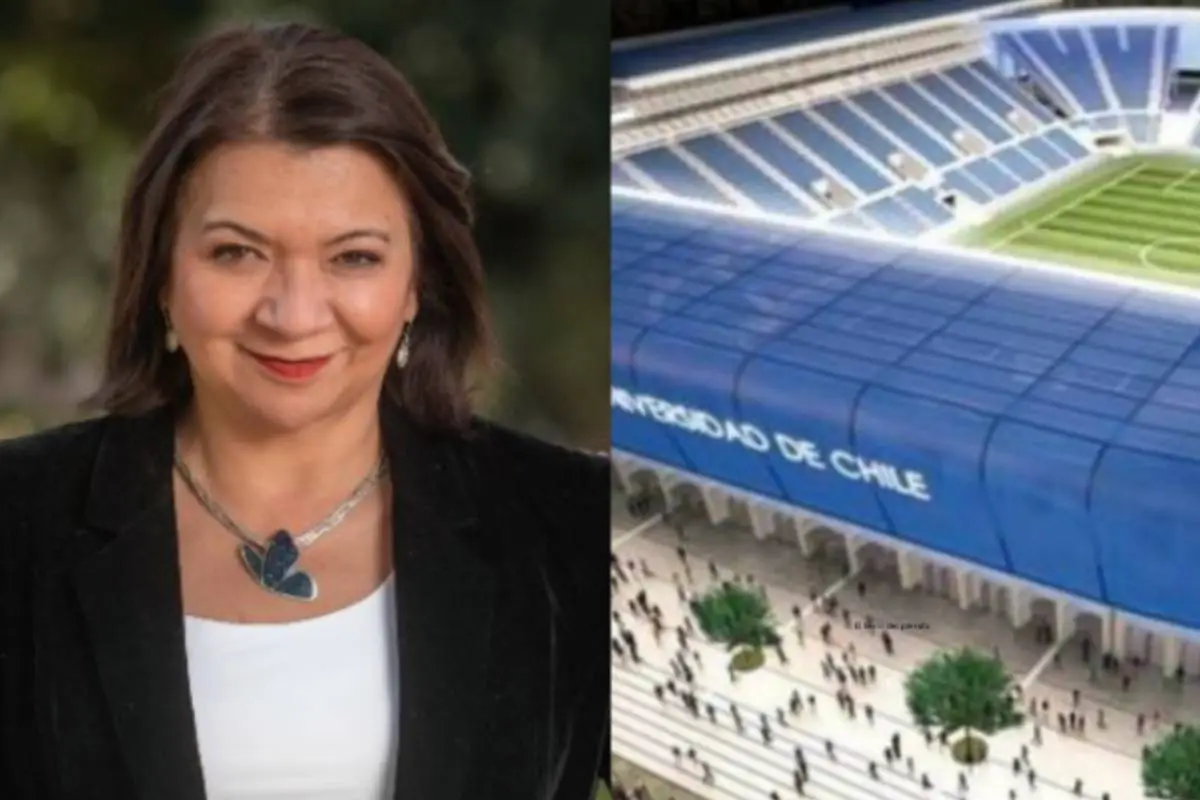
0, 415, 110, 494
0, 416, 112, 581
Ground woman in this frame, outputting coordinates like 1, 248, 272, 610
0, 21, 609, 800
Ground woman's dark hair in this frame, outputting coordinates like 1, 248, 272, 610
87, 21, 494, 431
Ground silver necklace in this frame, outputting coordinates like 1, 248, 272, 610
173, 452, 388, 602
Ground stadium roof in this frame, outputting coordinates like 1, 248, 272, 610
612, 0, 1038, 80
613, 196, 1200, 468
612, 197, 1200, 630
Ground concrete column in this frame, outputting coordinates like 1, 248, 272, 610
795, 520, 814, 557
749, 504, 775, 541
1055, 601, 1076, 642
1111, 616, 1128, 661
897, 550, 921, 591
701, 486, 730, 525
1162, 636, 1182, 678
658, 475, 680, 512
955, 570, 975, 611
1008, 587, 1032, 629
845, 534, 861, 573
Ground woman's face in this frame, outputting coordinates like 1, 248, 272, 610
166, 141, 417, 433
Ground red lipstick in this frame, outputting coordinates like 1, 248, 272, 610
249, 353, 332, 382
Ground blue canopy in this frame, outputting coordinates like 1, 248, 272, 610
612, 198, 1200, 630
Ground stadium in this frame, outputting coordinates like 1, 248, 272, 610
610, 1, 1200, 798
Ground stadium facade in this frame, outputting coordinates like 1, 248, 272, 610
612, 1, 1200, 678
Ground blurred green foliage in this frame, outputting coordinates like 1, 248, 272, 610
0, 0, 609, 448
1143, 724, 1200, 800
689, 581, 779, 653
904, 647, 1023, 739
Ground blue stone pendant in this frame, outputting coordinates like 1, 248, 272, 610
238, 530, 318, 602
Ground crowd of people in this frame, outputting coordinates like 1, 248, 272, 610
611, 502, 1154, 800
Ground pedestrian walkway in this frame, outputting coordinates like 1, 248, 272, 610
611, 492, 1166, 800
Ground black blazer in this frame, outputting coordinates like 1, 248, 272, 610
0, 402, 610, 800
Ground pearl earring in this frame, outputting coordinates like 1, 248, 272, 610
163, 308, 179, 352
395, 322, 412, 368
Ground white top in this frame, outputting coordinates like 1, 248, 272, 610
184, 575, 400, 800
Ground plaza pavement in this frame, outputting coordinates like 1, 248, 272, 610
610, 490, 1196, 799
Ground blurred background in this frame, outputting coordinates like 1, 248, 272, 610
0, 0, 609, 449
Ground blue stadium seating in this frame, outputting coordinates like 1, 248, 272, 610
850, 90, 959, 167
1092, 26, 1155, 110
1021, 135, 1070, 170
914, 73, 1014, 144
897, 186, 955, 225
610, 19, 1182, 239
965, 159, 1020, 196
943, 65, 1025, 129
884, 83, 972, 148
625, 148, 735, 206
993, 145, 1046, 183
942, 170, 995, 204
679, 135, 814, 216
771, 111, 893, 194
1046, 129, 1090, 160
810, 101, 905, 177
726, 122, 832, 206
973, 60, 1058, 124
1011, 29, 1110, 114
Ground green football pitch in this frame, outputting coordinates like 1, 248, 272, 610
954, 153, 1200, 289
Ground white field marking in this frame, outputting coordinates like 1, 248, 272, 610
1137, 235, 1200, 275
1162, 167, 1198, 194
991, 161, 1148, 250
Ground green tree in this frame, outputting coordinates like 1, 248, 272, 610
904, 647, 1022, 765
1143, 723, 1200, 799
690, 581, 779, 671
